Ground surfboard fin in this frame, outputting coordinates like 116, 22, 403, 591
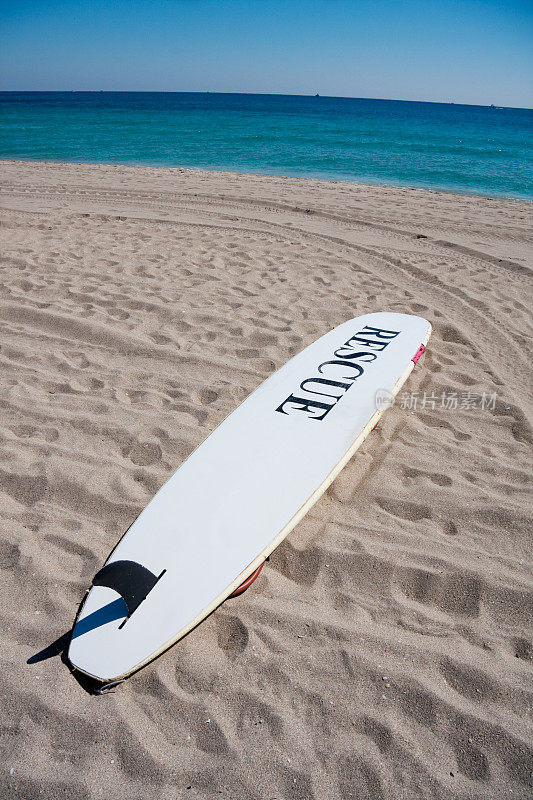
91, 560, 165, 621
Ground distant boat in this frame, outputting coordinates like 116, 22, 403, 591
315, 93, 319, 97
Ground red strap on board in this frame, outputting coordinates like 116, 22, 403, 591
412, 344, 426, 364
229, 562, 265, 598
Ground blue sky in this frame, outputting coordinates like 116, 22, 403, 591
1, 0, 532, 107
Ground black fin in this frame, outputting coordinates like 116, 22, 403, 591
92, 560, 163, 618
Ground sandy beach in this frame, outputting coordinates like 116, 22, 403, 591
1, 159, 532, 799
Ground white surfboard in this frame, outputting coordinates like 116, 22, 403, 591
68, 312, 431, 685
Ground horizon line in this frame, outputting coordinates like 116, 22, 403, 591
1, 89, 531, 111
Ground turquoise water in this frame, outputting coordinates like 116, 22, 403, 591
1, 92, 532, 200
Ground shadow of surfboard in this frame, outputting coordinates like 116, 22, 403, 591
28, 597, 127, 665
27, 597, 129, 694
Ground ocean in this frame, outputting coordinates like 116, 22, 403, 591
1, 92, 532, 200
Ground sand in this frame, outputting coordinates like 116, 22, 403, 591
0, 159, 532, 800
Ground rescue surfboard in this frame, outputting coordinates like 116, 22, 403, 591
68, 312, 431, 687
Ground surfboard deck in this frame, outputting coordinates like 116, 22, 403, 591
68, 312, 431, 685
